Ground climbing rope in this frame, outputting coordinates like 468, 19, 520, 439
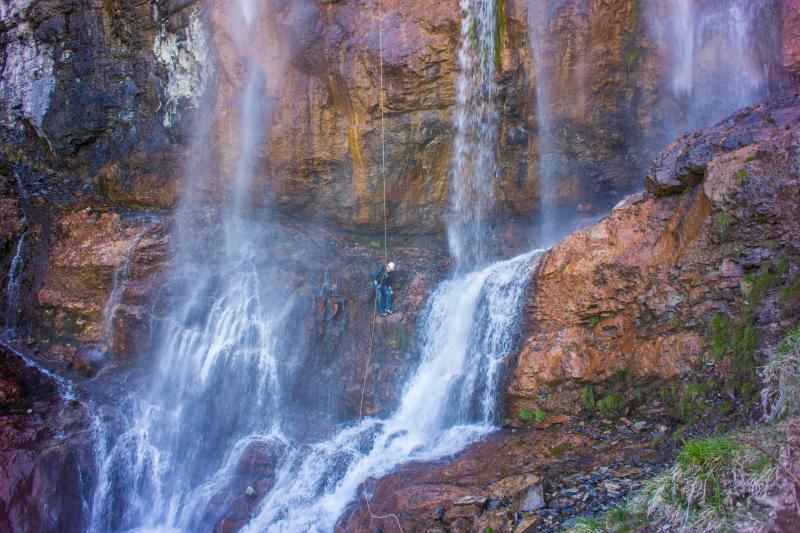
357, 2, 404, 532
379, 0, 388, 265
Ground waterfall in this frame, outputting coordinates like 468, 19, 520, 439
86, 1, 545, 530
244, 250, 542, 532
239, 2, 544, 529
527, 0, 559, 248
447, 0, 499, 269
646, 0, 780, 134
100, 232, 143, 357
88, 1, 292, 530
3, 230, 27, 334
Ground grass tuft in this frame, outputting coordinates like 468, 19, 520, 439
597, 393, 625, 416
715, 213, 732, 240
761, 325, 800, 420
579, 386, 596, 412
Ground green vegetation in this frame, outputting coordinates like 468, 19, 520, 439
392, 327, 410, 350
534, 408, 547, 423
781, 277, 800, 315
624, 47, 639, 67
761, 324, 800, 420
519, 408, 533, 423
741, 261, 778, 312
734, 169, 748, 182
573, 502, 646, 532
703, 260, 786, 399
578, 386, 596, 412
744, 154, 758, 163
707, 313, 734, 360
715, 213, 732, 240
353, 235, 382, 249
550, 442, 570, 457
674, 382, 711, 424
571, 432, 781, 532
597, 393, 625, 416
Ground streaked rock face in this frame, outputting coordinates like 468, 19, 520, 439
1, 0, 797, 233
508, 92, 800, 413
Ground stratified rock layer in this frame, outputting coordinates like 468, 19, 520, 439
509, 91, 800, 413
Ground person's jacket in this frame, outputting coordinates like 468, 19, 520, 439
370, 266, 394, 287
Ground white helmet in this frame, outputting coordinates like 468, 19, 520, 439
387, 262, 396, 271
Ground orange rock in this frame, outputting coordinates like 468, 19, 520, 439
509, 93, 800, 414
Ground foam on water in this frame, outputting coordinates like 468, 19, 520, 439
244, 250, 542, 532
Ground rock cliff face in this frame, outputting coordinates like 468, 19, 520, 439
2, 0, 796, 237
1, 0, 799, 531
509, 91, 800, 413
0, 345, 94, 532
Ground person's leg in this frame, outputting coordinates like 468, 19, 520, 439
375, 285, 385, 314
384, 287, 393, 313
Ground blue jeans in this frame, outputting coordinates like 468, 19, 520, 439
375, 284, 393, 314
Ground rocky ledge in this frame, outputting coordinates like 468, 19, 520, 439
338, 91, 800, 532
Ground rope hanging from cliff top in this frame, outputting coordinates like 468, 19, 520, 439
378, 0, 388, 265
356, 3, 404, 532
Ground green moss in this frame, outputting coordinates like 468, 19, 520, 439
676, 382, 710, 423
519, 408, 533, 423
707, 313, 734, 360
624, 47, 639, 66
734, 169, 748, 182
534, 408, 546, 423
744, 154, 758, 163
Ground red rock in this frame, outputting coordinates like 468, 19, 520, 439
508, 93, 800, 414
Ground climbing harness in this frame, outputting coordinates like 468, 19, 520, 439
357, 2, 404, 532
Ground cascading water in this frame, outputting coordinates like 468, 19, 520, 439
3, 229, 27, 334
89, 1, 293, 530
244, 251, 541, 532
447, 0, 499, 269
646, 0, 781, 134
87, 0, 544, 530
239, 1, 544, 530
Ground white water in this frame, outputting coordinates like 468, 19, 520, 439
244, 250, 541, 532
88, 0, 292, 529
85, 0, 549, 530
447, 0, 499, 269
646, 0, 777, 133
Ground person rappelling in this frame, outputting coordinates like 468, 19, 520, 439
370, 261, 396, 316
